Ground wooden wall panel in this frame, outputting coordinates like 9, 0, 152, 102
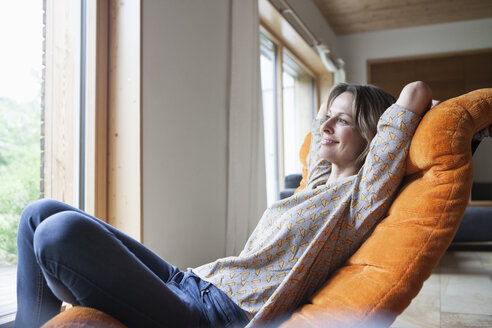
368, 49, 492, 102
465, 53, 492, 91
369, 61, 416, 99
107, 0, 141, 241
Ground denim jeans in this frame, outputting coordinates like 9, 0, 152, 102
15, 199, 249, 328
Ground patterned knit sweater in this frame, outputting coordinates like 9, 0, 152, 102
193, 104, 421, 326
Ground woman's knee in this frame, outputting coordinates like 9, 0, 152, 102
18, 199, 57, 240
32, 211, 93, 264
20, 199, 65, 228
33, 212, 114, 283
19, 199, 80, 237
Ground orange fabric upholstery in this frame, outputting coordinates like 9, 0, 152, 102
42, 306, 125, 328
280, 88, 492, 327
296, 132, 311, 192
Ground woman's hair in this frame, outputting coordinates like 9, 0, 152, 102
326, 83, 396, 167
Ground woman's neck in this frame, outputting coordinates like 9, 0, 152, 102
326, 164, 360, 184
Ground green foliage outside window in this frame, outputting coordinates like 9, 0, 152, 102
0, 97, 41, 264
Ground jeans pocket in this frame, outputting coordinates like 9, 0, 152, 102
166, 281, 182, 296
200, 283, 232, 327
208, 285, 251, 328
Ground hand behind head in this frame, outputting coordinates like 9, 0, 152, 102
396, 81, 432, 116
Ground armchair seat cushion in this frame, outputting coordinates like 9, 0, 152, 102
42, 306, 125, 328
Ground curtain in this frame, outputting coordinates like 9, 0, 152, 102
225, 0, 267, 256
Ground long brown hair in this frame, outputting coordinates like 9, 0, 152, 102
326, 83, 396, 167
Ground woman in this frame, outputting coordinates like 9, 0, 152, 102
15, 81, 432, 328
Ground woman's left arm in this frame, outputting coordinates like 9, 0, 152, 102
349, 82, 432, 233
395, 81, 433, 116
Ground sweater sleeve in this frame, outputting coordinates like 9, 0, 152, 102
349, 104, 421, 233
305, 118, 332, 188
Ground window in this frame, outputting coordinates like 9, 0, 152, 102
260, 31, 316, 206
0, 0, 43, 323
0, 0, 139, 323
282, 52, 315, 177
260, 34, 279, 206
0, 0, 110, 322
259, 0, 334, 206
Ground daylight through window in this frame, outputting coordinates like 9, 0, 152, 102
260, 31, 316, 206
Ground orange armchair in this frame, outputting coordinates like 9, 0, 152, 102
282, 88, 492, 327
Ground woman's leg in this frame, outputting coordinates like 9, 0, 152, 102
16, 199, 203, 328
16, 199, 72, 327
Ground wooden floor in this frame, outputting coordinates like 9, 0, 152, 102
1, 251, 491, 327
392, 251, 492, 327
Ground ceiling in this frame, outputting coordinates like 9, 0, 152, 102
313, 0, 492, 35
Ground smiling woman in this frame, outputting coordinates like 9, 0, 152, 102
319, 92, 366, 178
316, 83, 397, 183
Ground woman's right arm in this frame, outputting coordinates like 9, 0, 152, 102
316, 100, 328, 119
305, 102, 332, 187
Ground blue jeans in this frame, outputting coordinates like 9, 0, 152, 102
15, 199, 249, 328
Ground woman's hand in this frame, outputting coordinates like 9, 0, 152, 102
396, 81, 433, 116
316, 100, 328, 120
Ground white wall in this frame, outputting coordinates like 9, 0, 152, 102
140, 2, 492, 270
142, 0, 230, 269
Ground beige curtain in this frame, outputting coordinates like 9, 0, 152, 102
225, 0, 266, 256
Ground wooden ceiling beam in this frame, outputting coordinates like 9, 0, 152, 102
313, 0, 492, 35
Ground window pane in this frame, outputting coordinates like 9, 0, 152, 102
282, 52, 314, 177
0, 0, 43, 321
260, 33, 278, 206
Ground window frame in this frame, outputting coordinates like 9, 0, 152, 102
43, 0, 80, 206
44, 0, 141, 237
84, 0, 109, 220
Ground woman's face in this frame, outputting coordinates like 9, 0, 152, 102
318, 92, 366, 169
